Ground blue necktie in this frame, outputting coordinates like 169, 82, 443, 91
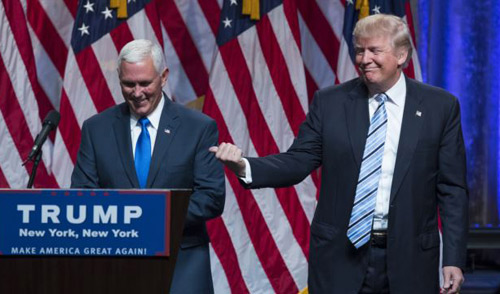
135, 117, 151, 188
347, 93, 388, 249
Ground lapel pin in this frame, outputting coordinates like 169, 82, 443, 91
416, 110, 422, 117
164, 129, 171, 134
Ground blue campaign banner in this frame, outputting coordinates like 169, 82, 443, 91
0, 189, 171, 257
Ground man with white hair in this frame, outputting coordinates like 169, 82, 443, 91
211, 14, 468, 293
72, 39, 225, 293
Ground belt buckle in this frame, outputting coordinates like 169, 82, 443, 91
372, 231, 387, 237
371, 231, 387, 248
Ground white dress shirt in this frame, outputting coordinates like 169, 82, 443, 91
371, 73, 406, 230
241, 74, 407, 230
130, 95, 165, 158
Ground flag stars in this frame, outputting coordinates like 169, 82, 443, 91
83, 0, 94, 13
223, 17, 232, 28
78, 23, 90, 36
102, 7, 113, 19
230, 0, 238, 5
372, 5, 381, 14
346, 0, 354, 5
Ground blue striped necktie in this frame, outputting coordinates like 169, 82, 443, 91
135, 117, 151, 188
347, 93, 388, 249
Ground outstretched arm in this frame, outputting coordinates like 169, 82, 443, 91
209, 142, 246, 177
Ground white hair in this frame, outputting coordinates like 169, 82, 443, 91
117, 39, 166, 74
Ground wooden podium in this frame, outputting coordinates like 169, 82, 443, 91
0, 189, 191, 294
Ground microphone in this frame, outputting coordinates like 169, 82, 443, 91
25, 110, 60, 163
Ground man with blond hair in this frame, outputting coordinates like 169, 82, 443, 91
211, 14, 467, 293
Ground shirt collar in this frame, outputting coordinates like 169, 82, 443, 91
369, 73, 406, 107
129, 93, 165, 130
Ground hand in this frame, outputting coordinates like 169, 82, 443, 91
442, 266, 464, 294
209, 142, 246, 177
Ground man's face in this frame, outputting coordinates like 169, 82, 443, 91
119, 57, 168, 117
355, 34, 407, 93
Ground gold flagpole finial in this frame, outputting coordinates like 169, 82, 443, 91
355, 0, 370, 19
110, 0, 128, 19
242, 0, 260, 21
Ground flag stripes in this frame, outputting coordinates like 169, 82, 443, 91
257, 11, 306, 133
297, 1, 342, 84
205, 47, 302, 292
4, 0, 52, 124
27, 0, 68, 77
0, 163, 8, 187
159, 0, 209, 98
54, 91, 80, 170
0, 110, 28, 187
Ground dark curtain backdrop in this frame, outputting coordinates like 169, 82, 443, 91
417, 0, 500, 227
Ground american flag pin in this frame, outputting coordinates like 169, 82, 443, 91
164, 129, 171, 134
416, 111, 422, 117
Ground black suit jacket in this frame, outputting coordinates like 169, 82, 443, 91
71, 97, 225, 293
247, 77, 468, 293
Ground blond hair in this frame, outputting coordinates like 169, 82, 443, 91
353, 14, 412, 67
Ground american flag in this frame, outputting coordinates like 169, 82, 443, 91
0, 0, 421, 292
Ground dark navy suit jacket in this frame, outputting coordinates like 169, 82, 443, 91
246, 77, 468, 293
71, 97, 225, 293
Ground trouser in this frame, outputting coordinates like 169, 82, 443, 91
359, 232, 390, 294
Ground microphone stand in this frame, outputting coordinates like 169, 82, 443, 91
22, 110, 60, 188
25, 150, 42, 189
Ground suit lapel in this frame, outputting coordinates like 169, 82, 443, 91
345, 80, 370, 169
112, 104, 139, 187
390, 77, 424, 202
147, 97, 181, 187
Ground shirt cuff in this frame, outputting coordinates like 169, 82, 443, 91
239, 158, 253, 184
